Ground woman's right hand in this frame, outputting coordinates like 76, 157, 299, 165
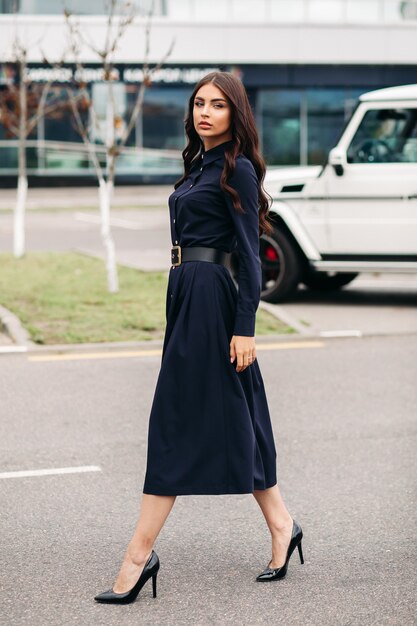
230, 335, 257, 372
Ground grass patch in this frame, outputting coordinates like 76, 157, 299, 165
0, 252, 292, 345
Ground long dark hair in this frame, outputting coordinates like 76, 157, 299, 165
174, 71, 273, 236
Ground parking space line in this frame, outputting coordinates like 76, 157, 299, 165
74, 212, 165, 230
320, 330, 363, 337
0, 346, 28, 354
0, 465, 102, 479
27, 341, 324, 362
256, 340, 324, 350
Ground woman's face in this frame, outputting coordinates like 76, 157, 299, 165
193, 83, 233, 147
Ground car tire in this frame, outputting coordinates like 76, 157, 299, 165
302, 272, 358, 291
230, 228, 302, 303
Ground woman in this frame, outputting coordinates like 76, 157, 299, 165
94, 71, 304, 605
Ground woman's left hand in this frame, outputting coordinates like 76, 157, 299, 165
230, 335, 257, 373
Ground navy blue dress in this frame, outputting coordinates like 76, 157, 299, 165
142, 139, 277, 495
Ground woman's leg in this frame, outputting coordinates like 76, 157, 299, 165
253, 485, 294, 568
113, 493, 176, 593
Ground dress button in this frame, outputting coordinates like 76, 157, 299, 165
200, 167, 203, 171
189, 184, 193, 188
175, 240, 178, 244
173, 219, 175, 223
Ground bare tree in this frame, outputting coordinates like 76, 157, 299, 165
65, 0, 174, 293
0, 5, 67, 258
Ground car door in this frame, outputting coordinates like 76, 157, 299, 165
321, 101, 417, 256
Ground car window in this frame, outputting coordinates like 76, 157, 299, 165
347, 108, 417, 164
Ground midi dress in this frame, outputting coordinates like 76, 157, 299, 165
142, 138, 277, 496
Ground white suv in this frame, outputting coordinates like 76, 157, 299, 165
250, 84, 417, 302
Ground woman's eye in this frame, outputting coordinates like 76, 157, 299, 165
194, 102, 224, 108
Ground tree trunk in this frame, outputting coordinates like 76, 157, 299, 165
99, 80, 119, 293
14, 59, 28, 258
98, 177, 118, 293
13, 174, 28, 258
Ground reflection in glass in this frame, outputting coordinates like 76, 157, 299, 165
258, 87, 370, 166
43, 86, 85, 144
91, 82, 127, 145
307, 89, 362, 164
258, 90, 301, 165
142, 88, 188, 150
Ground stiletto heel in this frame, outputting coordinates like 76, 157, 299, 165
297, 539, 304, 564
94, 550, 160, 604
256, 519, 304, 582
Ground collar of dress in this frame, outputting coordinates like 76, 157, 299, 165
199, 139, 234, 166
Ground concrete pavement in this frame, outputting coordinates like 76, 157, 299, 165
0, 185, 172, 211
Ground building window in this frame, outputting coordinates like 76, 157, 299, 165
306, 88, 362, 165
142, 87, 189, 150
258, 90, 301, 166
258, 87, 364, 166
43, 86, 85, 144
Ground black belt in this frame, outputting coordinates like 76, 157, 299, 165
171, 245, 230, 267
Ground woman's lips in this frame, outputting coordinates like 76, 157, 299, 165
199, 123, 212, 128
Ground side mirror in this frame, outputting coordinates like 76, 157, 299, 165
328, 147, 347, 177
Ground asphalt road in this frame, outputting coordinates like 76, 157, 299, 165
1, 335, 416, 625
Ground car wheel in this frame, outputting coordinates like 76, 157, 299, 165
302, 272, 358, 291
230, 228, 302, 303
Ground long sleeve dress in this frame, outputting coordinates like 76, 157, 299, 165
142, 139, 277, 496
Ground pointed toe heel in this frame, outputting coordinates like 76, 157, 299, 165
256, 519, 304, 582
297, 538, 304, 564
94, 550, 160, 604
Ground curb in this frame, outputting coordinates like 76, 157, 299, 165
0, 305, 35, 350
258, 300, 315, 336
0, 300, 303, 356
5, 303, 405, 358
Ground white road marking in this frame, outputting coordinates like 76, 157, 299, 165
74, 212, 165, 230
0, 465, 102, 480
256, 341, 324, 350
320, 330, 363, 338
0, 346, 27, 354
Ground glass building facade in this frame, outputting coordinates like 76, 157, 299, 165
1, 0, 416, 181
0, 61, 414, 180
1, 63, 416, 181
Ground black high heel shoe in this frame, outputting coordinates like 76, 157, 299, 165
256, 519, 304, 582
94, 550, 160, 604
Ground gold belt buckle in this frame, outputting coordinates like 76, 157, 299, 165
171, 245, 181, 266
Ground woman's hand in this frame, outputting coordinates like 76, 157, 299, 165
230, 335, 257, 373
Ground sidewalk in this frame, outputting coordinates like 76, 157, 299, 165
0, 185, 172, 211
